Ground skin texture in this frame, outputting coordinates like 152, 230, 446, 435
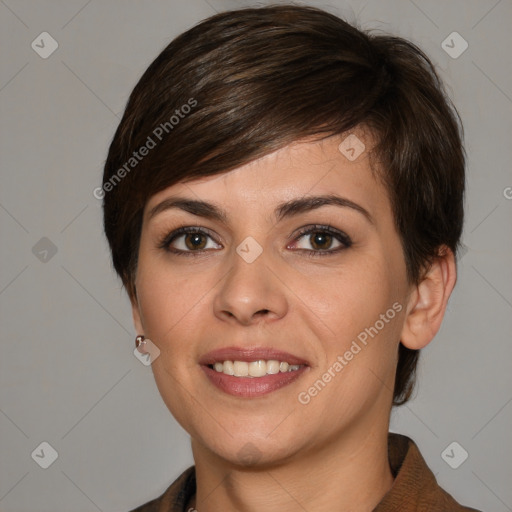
131, 131, 457, 512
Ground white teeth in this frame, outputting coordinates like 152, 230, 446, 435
210, 359, 304, 377
266, 360, 280, 374
233, 361, 249, 376
249, 360, 266, 377
223, 360, 235, 375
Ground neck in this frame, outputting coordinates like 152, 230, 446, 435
188, 420, 394, 512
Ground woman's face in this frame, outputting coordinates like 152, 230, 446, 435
132, 132, 413, 465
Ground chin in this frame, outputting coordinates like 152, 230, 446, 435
197, 427, 305, 468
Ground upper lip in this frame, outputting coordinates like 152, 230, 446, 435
199, 346, 310, 366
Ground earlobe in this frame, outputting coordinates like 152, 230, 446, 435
400, 246, 457, 351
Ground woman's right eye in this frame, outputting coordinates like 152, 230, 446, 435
158, 227, 222, 255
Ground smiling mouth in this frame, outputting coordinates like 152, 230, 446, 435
207, 359, 305, 378
199, 346, 310, 397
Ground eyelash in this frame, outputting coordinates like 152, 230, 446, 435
157, 224, 352, 258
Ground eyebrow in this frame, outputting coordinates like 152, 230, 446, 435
147, 194, 374, 225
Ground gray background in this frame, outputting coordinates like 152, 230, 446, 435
1, 0, 511, 511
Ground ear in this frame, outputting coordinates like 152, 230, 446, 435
130, 286, 144, 336
400, 245, 457, 350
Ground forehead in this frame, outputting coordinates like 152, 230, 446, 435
144, 131, 389, 223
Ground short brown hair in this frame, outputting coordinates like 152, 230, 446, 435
102, 5, 465, 405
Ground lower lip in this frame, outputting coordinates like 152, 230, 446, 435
201, 365, 309, 397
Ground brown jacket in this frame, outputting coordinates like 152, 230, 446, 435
129, 433, 481, 511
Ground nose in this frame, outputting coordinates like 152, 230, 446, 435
213, 247, 288, 326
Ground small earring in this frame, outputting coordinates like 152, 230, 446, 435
135, 335, 146, 349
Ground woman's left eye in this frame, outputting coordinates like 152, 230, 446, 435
290, 225, 352, 255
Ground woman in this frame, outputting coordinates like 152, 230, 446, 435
101, 5, 480, 511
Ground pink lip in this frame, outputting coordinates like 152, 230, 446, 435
201, 364, 309, 398
198, 346, 310, 366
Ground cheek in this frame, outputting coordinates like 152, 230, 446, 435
303, 250, 402, 390
313, 253, 395, 336
134, 256, 203, 345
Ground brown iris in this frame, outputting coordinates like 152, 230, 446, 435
309, 232, 333, 251
185, 233, 207, 250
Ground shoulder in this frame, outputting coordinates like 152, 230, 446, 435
374, 433, 482, 512
128, 466, 196, 512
